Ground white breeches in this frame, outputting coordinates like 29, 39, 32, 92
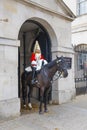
31, 59, 48, 71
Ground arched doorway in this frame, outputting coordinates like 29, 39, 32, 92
18, 19, 52, 106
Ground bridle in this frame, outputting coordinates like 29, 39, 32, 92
51, 57, 65, 82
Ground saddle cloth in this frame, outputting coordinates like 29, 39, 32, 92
25, 66, 32, 72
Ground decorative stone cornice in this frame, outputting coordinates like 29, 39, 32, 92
72, 23, 87, 33
57, 0, 76, 19
52, 46, 74, 54
0, 38, 20, 47
16, 0, 75, 21
0, 19, 8, 22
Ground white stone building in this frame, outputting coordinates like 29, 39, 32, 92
0, 0, 75, 118
64, 0, 87, 95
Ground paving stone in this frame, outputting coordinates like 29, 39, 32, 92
0, 95, 87, 130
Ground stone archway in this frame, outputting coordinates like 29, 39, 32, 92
18, 18, 58, 107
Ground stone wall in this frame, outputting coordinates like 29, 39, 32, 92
0, 0, 75, 117
0, 38, 20, 117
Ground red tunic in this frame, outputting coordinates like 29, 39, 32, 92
30, 53, 44, 62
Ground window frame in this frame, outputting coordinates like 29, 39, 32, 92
77, 0, 87, 15
77, 53, 87, 70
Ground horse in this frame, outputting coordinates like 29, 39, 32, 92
21, 56, 68, 114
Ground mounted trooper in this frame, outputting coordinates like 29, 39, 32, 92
30, 40, 48, 84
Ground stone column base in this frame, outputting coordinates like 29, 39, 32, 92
58, 88, 76, 104
0, 98, 20, 118
52, 88, 76, 105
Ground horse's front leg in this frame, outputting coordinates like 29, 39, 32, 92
44, 87, 50, 113
39, 96, 44, 114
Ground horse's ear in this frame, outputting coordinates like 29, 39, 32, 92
61, 55, 64, 58
61, 56, 64, 60
56, 55, 59, 63
56, 55, 60, 61
56, 55, 58, 59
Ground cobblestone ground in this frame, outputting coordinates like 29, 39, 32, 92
1, 95, 87, 130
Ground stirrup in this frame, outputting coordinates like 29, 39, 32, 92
31, 79, 38, 84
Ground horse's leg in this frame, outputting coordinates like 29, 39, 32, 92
39, 96, 43, 114
48, 85, 52, 104
21, 72, 28, 108
44, 87, 50, 112
24, 83, 28, 108
21, 79, 26, 107
39, 87, 44, 114
28, 85, 33, 109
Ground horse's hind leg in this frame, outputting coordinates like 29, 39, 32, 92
28, 85, 33, 109
21, 79, 27, 108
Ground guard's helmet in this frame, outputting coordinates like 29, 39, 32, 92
34, 41, 41, 53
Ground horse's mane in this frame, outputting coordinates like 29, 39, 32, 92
45, 59, 57, 69
24, 59, 57, 74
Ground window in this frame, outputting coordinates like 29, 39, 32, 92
78, 53, 87, 70
77, 0, 87, 15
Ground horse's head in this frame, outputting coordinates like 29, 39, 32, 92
56, 56, 68, 78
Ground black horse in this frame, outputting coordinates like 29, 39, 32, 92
21, 56, 68, 114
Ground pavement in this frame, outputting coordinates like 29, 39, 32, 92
1, 95, 87, 130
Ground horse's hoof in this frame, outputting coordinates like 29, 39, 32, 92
28, 103, 32, 109
39, 111, 44, 114
26, 105, 32, 110
21, 105, 26, 109
44, 109, 49, 113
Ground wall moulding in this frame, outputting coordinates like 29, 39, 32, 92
0, 38, 20, 47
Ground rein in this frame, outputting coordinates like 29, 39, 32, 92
46, 58, 63, 83
51, 71, 62, 84
52, 59, 63, 82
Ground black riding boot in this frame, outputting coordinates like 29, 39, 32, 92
31, 67, 37, 84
